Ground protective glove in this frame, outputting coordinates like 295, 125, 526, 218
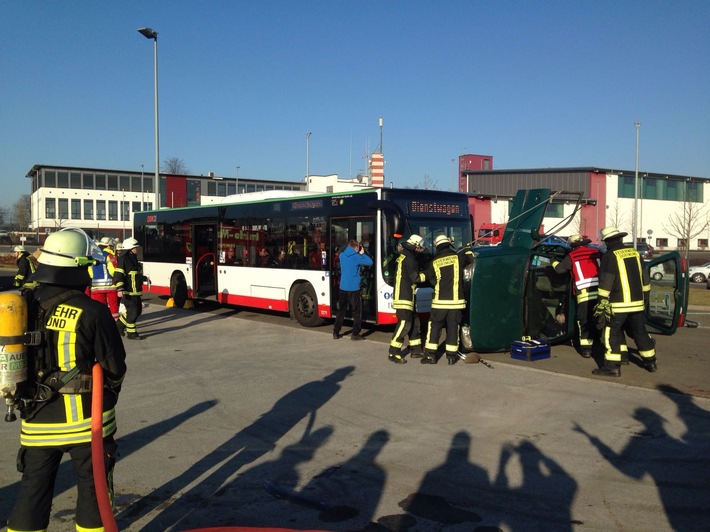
593, 299, 613, 331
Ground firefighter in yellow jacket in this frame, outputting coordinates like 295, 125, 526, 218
421, 234, 467, 364
7, 228, 127, 532
114, 237, 144, 340
13, 245, 36, 288
593, 226, 656, 377
388, 234, 426, 364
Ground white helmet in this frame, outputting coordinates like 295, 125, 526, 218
99, 236, 113, 247
38, 228, 104, 268
13, 245, 26, 253
122, 237, 139, 250
406, 234, 425, 248
34, 228, 104, 286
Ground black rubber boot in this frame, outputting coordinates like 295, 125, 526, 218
592, 365, 620, 377
388, 353, 407, 364
420, 355, 437, 365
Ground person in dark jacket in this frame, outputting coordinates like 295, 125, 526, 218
7, 228, 127, 532
552, 233, 602, 358
593, 226, 656, 377
333, 239, 373, 341
388, 235, 426, 363
114, 237, 144, 340
420, 235, 468, 364
13, 245, 36, 288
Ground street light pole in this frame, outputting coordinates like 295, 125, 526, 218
305, 132, 311, 181
138, 27, 160, 210
633, 121, 640, 246
236, 166, 240, 194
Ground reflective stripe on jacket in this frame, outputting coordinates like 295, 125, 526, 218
598, 241, 649, 313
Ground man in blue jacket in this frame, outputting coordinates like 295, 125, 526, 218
333, 239, 373, 341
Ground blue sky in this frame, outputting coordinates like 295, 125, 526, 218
1, 1, 709, 213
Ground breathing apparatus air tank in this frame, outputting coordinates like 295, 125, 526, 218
0, 291, 28, 422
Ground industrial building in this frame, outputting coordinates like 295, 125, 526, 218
25, 165, 306, 242
458, 154, 710, 251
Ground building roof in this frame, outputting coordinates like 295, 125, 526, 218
462, 166, 709, 182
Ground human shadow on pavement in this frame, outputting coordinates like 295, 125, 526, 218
0, 400, 217, 525
116, 365, 355, 531
576, 385, 710, 531
170, 425, 335, 529
375, 432, 577, 531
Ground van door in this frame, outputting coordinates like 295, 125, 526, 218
644, 251, 687, 334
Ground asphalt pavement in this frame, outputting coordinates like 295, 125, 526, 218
1, 287, 709, 531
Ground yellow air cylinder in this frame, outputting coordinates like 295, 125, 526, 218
0, 291, 28, 401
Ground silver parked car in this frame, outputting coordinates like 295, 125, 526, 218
688, 262, 710, 283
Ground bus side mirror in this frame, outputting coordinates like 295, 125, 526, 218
367, 200, 404, 239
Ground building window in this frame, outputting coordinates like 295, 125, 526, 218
698, 239, 708, 249
45, 198, 56, 218
120, 175, 130, 192
97, 200, 106, 220
643, 177, 657, 200
143, 202, 153, 211
131, 175, 142, 191
57, 172, 69, 189
247, 184, 255, 193
218, 182, 226, 196
96, 174, 106, 190
121, 201, 130, 221
132, 201, 141, 212
71, 199, 81, 219
483, 159, 491, 170
107, 175, 118, 191
546, 203, 564, 218
655, 238, 668, 248
83, 173, 94, 189
227, 183, 236, 195
71, 172, 81, 189
686, 181, 703, 203
207, 182, 216, 195
108, 201, 118, 221
678, 238, 688, 249
45, 171, 56, 188
84, 200, 94, 220
143, 176, 153, 193
187, 180, 201, 206
58, 199, 69, 219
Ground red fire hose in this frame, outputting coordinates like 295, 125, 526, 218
91, 362, 118, 532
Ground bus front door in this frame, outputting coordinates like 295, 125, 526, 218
331, 217, 376, 324
193, 224, 218, 299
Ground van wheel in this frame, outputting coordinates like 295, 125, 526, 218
292, 283, 324, 327
170, 272, 188, 308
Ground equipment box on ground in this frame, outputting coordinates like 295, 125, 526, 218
510, 340, 551, 361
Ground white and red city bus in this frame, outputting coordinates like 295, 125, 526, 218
133, 187, 472, 327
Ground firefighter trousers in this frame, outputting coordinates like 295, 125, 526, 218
602, 311, 656, 367
575, 297, 597, 351
119, 294, 142, 334
425, 308, 462, 355
390, 308, 422, 355
7, 439, 117, 532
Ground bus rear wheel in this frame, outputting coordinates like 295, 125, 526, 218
170, 272, 188, 308
292, 283, 324, 327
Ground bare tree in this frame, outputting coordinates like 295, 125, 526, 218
662, 198, 710, 259
606, 200, 628, 233
0, 205, 7, 226
12, 194, 32, 231
412, 174, 439, 190
162, 157, 189, 175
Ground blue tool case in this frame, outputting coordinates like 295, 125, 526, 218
510, 339, 551, 361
